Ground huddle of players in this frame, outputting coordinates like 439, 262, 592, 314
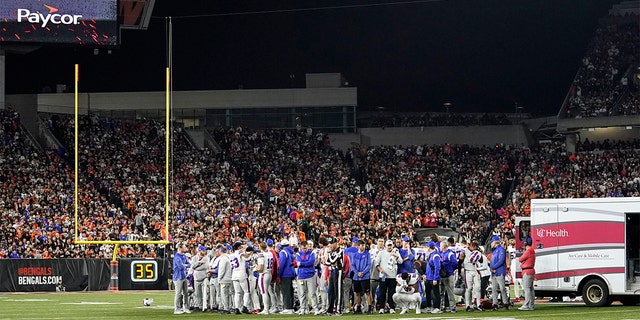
177, 234, 506, 315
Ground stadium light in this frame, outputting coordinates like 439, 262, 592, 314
444, 102, 452, 113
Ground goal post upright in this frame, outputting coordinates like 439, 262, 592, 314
74, 64, 79, 242
165, 66, 170, 243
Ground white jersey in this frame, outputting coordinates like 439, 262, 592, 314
317, 247, 330, 279
462, 247, 482, 272
507, 245, 521, 272
369, 246, 381, 279
369, 245, 381, 259
452, 244, 464, 260
395, 274, 417, 293
312, 248, 322, 267
256, 251, 274, 274
248, 253, 258, 275
230, 251, 248, 280
477, 254, 490, 277
395, 273, 419, 286
413, 247, 429, 262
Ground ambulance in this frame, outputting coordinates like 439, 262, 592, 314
514, 197, 640, 306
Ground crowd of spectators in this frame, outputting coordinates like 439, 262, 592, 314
359, 112, 513, 128
502, 142, 640, 240
618, 80, 640, 116
1, 110, 640, 260
577, 138, 640, 152
564, 14, 639, 118
354, 143, 513, 243
0, 109, 77, 259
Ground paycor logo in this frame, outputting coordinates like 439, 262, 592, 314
536, 228, 569, 238
17, 4, 83, 28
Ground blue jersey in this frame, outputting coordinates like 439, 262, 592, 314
351, 250, 372, 280
440, 249, 458, 277
490, 245, 507, 276
173, 252, 190, 281
278, 246, 296, 278
397, 248, 415, 274
426, 251, 441, 281
344, 246, 358, 269
295, 249, 316, 279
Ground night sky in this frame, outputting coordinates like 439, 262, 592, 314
4, 0, 621, 115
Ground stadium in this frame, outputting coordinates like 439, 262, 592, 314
0, 0, 639, 319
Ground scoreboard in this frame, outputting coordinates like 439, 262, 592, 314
119, 259, 168, 290
0, 0, 118, 46
130, 260, 158, 282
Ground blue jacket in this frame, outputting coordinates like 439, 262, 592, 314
397, 248, 415, 274
351, 251, 371, 280
440, 248, 458, 277
296, 249, 316, 279
172, 252, 190, 281
278, 246, 296, 278
490, 245, 507, 276
344, 246, 358, 267
426, 251, 441, 281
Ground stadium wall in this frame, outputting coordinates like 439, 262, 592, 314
575, 127, 640, 143
9, 88, 357, 113
557, 115, 640, 132
355, 125, 530, 147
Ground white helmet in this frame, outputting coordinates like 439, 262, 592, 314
143, 298, 154, 306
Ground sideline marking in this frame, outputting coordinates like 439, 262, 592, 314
5, 299, 57, 302
60, 301, 123, 305
398, 318, 517, 320
135, 305, 174, 309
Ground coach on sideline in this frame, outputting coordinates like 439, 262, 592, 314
518, 238, 536, 311
173, 243, 191, 315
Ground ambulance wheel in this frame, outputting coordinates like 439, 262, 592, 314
582, 279, 609, 307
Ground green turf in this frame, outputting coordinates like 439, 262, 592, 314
0, 291, 637, 320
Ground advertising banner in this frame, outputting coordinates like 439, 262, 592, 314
0, 259, 110, 292
0, 0, 118, 46
0, 258, 169, 292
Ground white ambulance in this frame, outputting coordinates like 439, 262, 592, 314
514, 197, 640, 306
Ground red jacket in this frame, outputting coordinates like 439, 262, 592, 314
269, 248, 279, 280
518, 246, 535, 276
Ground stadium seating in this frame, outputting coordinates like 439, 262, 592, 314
0, 11, 638, 258
3, 107, 639, 259
564, 14, 639, 118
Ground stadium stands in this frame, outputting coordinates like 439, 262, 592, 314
564, 13, 639, 118
3, 106, 639, 259
0, 4, 638, 260
358, 112, 513, 128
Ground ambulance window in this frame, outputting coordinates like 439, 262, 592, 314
519, 221, 530, 241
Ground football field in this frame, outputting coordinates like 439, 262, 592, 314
0, 291, 638, 320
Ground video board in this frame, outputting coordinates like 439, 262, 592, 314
0, 0, 118, 46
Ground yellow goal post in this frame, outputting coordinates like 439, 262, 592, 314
73, 65, 171, 261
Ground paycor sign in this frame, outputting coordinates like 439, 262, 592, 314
17, 5, 82, 28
